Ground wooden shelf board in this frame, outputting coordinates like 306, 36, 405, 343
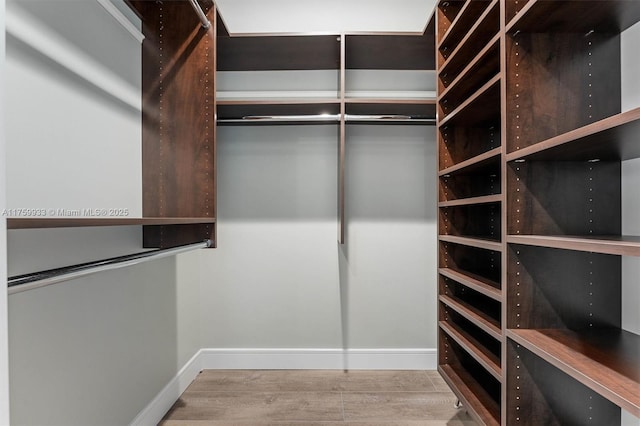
439, 147, 501, 177
440, 321, 502, 382
506, 0, 640, 34
217, 101, 341, 121
438, 364, 501, 426
440, 0, 499, 79
344, 100, 436, 121
7, 217, 216, 229
507, 234, 640, 257
440, 295, 502, 341
439, 0, 493, 52
508, 328, 640, 417
439, 267, 502, 302
506, 107, 640, 162
439, 194, 502, 208
439, 75, 501, 128
439, 235, 503, 252
345, 29, 435, 70
440, 33, 500, 102
217, 98, 341, 105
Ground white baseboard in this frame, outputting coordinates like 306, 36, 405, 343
199, 348, 437, 370
130, 347, 436, 425
129, 350, 202, 426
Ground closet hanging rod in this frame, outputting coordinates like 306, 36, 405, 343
188, 0, 211, 29
7, 239, 212, 295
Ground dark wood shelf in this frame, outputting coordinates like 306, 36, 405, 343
438, 364, 501, 426
345, 99, 436, 123
439, 0, 492, 53
439, 235, 502, 252
440, 295, 501, 341
507, 328, 640, 417
440, 321, 501, 381
439, 194, 501, 208
345, 24, 435, 71
440, 0, 499, 79
217, 100, 341, 124
217, 32, 340, 71
506, 107, 640, 162
439, 147, 501, 177
439, 33, 500, 101
508, 234, 640, 257
439, 75, 501, 127
439, 267, 501, 302
506, 0, 640, 34
7, 217, 216, 230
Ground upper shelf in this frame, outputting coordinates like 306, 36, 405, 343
507, 234, 640, 257
439, 0, 493, 52
345, 27, 435, 70
507, 328, 640, 417
506, 0, 640, 34
506, 107, 640, 161
7, 217, 216, 230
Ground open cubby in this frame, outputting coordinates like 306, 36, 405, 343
440, 242, 501, 288
507, 244, 621, 331
440, 278, 501, 325
505, 31, 621, 154
439, 172, 500, 202
438, 34, 500, 113
507, 160, 621, 236
439, 332, 502, 425
439, 125, 500, 170
440, 203, 501, 241
438, 0, 499, 75
506, 339, 622, 425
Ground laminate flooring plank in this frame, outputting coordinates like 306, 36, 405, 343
160, 370, 478, 424
189, 370, 437, 393
161, 421, 477, 425
163, 391, 343, 422
341, 392, 469, 421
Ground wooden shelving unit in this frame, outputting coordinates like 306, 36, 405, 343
438, 1, 640, 423
5, 1, 218, 249
503, 1, 640, 425
436, 1, 503, 422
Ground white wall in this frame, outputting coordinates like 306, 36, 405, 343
0, 0, 12, 422
200, 124, 437, 356
621, 19, 640, 426
5, 0, 141, 217
216, 0, 436, 34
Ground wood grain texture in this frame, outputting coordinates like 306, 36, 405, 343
438, 127, 500, 171
161, 370, 477, 424
506, 244, 621, 330
440, 203, 501, 241
505, 32, 621, 153
506, 0, 640, 33
438, 363, 500, 426
440, 242, 502, 285
346, 32, 435, 71
439, 321, 501, 380
507, 160, 621, 236
439, 1, 499, 78
138, 0, 216, 247
508, 328, 640, 416
506, 107, 640, 162
506, 339, 621, 425
439, 268, 502, 301
218, 34, 340, 71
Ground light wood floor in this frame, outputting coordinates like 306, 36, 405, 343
160, 370, 477, 425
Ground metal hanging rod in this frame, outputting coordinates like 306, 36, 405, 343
8, 239, 213, 295
188, 0, 211, 29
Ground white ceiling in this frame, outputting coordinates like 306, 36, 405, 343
215, 0, 437, 35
